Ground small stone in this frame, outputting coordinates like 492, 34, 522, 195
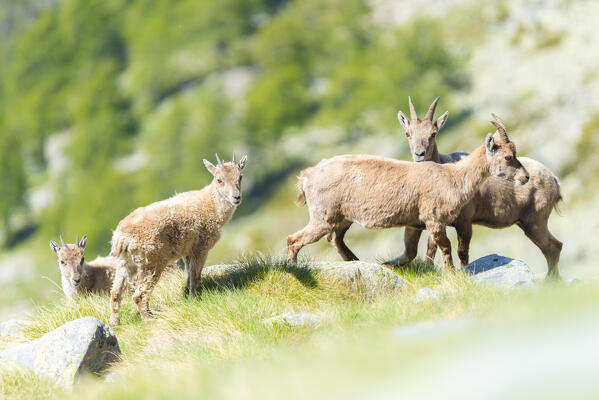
393, 318, 471, 338
0, 319, 29, 337
465, 254, 536, 288
566, 278, 582, 286
103, 372, 123, 384
0, 316, 120, 386
264, 312, 322, 328
414, 288, 442, 303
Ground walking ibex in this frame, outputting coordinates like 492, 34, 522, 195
287, 120, 529, 271
390, 97, 562, 279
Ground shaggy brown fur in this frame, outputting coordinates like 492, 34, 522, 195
50, 235, 133, 300
287, 125, 529, 271
108, 154, 247, 325
393, 98, 562, 279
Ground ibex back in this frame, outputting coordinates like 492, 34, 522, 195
287, 120, 528, 271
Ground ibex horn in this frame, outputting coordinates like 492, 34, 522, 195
408, 96, 417, 120
490, 113, 509, 142
424, 96, 440, 121
215, 153, 222, 166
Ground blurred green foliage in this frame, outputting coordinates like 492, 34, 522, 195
0, 0, 465, 255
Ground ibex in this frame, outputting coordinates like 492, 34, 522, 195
109, 153, 247, 325
287, 119, 529, 271
391, 97, 562, 279
50, 234, 132, 300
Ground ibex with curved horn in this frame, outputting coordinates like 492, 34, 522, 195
109, 153, 248, 325
287, 118, 529, 271
393, 98, 562, 279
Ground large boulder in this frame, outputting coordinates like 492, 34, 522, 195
306, 261, 408, 294
464, 254, 536, 288
0, 316, 120, 386
202, 261, 407, 295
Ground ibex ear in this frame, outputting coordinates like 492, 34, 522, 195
78, 235, 87, 249
485, 133, 497, 155
434, 111, 449, 132
203, 159, 217, 176
50, 240, 60, 254
397, 111, 410, 130
237, 155, 247, 170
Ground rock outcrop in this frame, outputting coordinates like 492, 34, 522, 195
465, 254, 536, 288
0, 316, 120, 386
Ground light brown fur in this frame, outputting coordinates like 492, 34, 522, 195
109, 154, 247, 325
50, 235, 134, 300
286, 125, 528, 271
393, 98, 562, 279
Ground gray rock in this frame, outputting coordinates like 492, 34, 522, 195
264, 312, 322, 328
414, 288, 442, 303
202, 261, 407, 295
0, 319, 29, 337
306, 261, 408, 295
567, 278, 582, 286
0, 316, 120, 386
465, 254, 536, 288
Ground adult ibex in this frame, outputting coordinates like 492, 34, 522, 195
287, 118, 529, 271
391, 97, 562, 279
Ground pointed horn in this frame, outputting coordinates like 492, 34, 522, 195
232, 152, 236, 164
215, 153, 222, 166
490, 113, 509, 142
408, 96, 417, 120
491, 113, 507, 131
59, 235, 65, 247
424, 96, 440, 121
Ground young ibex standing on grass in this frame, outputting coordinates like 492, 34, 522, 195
109, 153, 247, 325
391, 97, 563, 279
287, 118, 529, 270
50, 234, 132, 300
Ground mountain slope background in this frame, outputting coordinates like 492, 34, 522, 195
0, 0, 597, 316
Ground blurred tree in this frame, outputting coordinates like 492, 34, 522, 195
0, 0, 466, 251
0, 130, 27, 244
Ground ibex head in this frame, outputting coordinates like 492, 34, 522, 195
397, 96, 449, 162
50, 234, 87, 287
485, 114, 529, 185
203, 152, 248, 205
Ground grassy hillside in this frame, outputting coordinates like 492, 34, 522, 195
1, 261, 598, 399
0, 0, 598, 359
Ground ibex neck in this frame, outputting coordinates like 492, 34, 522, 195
209, 184, 237, 226
452, 144, 489, 204
430, 143, 442, 163
80, 262, 94, 289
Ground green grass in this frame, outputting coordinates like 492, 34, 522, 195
1, 258, 599, 399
